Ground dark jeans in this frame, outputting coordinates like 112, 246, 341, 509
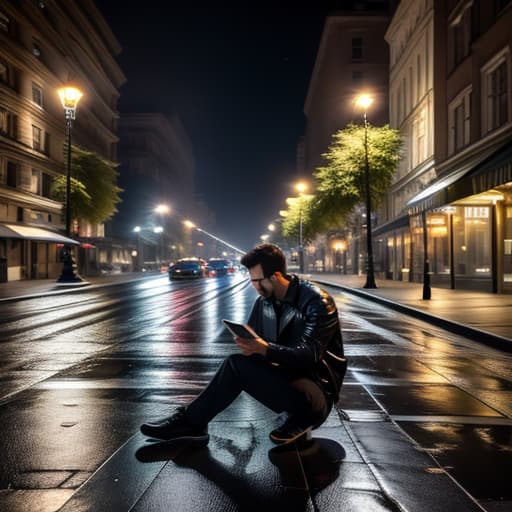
184, 354, 330, 427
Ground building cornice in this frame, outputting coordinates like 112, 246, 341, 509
0, 186, 62, 213
385, 0, 433, 68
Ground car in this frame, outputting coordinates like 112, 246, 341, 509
168, 258, 207, 280
207, 258, 234, 277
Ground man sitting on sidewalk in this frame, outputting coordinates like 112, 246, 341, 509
140, 243, 346, 445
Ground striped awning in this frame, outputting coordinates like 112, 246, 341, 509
407, 143, 512, 213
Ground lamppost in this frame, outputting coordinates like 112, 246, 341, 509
133, 226, 142, 270
295, 181, 308, 274
355, 94, 377, 289
334, 241, 346, 274
57, 85, 83, 284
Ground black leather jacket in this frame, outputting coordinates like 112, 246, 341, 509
247, 275, 345, 397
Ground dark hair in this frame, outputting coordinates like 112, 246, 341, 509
241, 243, 287, 277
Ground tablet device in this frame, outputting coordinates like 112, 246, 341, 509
222, 319, 258, 339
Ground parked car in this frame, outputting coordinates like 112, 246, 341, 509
168, 258, 207, 280
207, 258, 234, 277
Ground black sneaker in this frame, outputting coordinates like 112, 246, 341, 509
269, 417, 313, 445
140, 406, 209, 444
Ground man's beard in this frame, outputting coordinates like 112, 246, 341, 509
259, 286, 274, 300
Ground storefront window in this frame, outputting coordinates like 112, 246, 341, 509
453, 206, 492, 277
402, 231, 411, 281
410, 214, 424, 282
504, 206, 512, 283
429, 213, 450, 274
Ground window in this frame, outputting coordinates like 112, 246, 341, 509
448, 87, 471, 154
32, 125, 42, 151
397, 86, 403, 124
417, 55, 422, 99
32, 83, 43, 107
29, 170, 51, 197
454, 206, 492, 277
7, 161, 17, 188
32, 40, 41, 58
32, 126, 49, 154
482, 50, 509, 134
351, 37, 363, 61
0, 58, 17, 90
30, 169, 41, 194
449, 3, 473, 70
487, 61, 508, 130
30, 169, 52, 197
42, 172, 52, 197
0, 106, 17, 138
412, 110, 426, 167
0, 10, 10, 32
0, 59, 9, 84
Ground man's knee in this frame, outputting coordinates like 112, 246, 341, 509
225, 353, 262, 369
224, 353, 268, 382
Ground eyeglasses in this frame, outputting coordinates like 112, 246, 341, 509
249, 274, 273, 285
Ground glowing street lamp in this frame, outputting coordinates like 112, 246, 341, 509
133, 226, 142, 270
183, 219, 196, 229
56, 85, 83, 284
154, 204, 171, 215
355, 93, 377, 289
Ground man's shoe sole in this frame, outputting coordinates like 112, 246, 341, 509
269, 427, 312, 445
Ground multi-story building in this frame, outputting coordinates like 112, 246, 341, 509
302, 1, 392, 272
381, 0, 435, 282
0, 0, 125, 281
386, 0, 512, 293
112, 112, 209, 266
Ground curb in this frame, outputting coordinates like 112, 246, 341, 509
0, 274, 161, 304
311, 277, 512, 353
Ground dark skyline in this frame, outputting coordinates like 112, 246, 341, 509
95, 3, 329, 250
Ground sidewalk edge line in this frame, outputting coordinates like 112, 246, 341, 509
312, 278, 512, 352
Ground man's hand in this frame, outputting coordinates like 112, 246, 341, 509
234, 336, 268, 356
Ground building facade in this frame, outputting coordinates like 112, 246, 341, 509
381, 0, 435, 282
302, 2, 392, 273
112, 112, 212, 267
383, 0, 512, 293
0, 0, 125, 281
303, 0, 512, 294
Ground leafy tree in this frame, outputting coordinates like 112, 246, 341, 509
281, 194, 314, 242
309, 123, 402, 232
52, 146, 122, 226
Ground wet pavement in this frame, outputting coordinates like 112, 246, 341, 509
0, 272, 511, 511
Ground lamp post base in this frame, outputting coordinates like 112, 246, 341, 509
363, 278, 377, 289
56, 245, 87, 286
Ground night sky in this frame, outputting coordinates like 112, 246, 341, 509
95, 2, 329, 250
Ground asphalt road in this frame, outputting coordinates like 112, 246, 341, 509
0, 274, 511, 511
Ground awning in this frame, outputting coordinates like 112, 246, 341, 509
407, 143, 512, 213
373, 214, 410, 236
0, 223, 79, 245
466, 143, 512, 194
406, 167, 469, 212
